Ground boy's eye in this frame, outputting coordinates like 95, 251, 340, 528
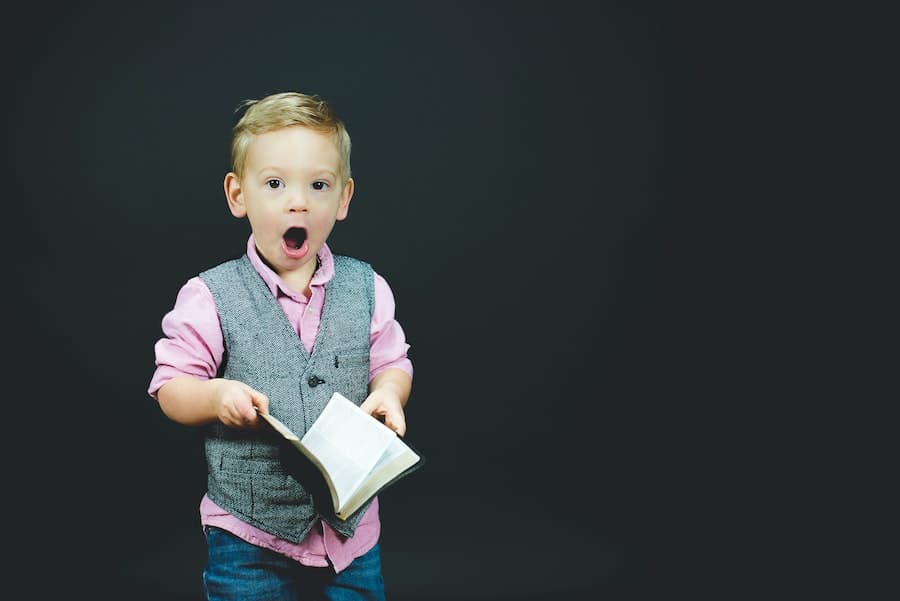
312, 181, 328, 191
266, 179, 282, 189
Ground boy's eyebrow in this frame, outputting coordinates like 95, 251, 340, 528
257, 166, 338, 178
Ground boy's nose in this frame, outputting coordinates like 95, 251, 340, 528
287, 191, 309, 211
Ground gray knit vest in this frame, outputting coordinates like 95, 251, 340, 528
199, 254, 374, 542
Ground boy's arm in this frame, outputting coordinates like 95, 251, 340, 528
360, 367, 412, 436
151, 277, 268, 429
158, 375, 270, 428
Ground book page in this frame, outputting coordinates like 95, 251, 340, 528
300, 393, 396, 511
340, 436, 420, 518
371, 437, 419, 477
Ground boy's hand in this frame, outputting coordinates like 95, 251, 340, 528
211, 378, 269, 427
360, 388, 407, 437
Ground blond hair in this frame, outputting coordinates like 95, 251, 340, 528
230, 92, 352, 182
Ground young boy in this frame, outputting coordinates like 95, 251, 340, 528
148, 91, 413, 601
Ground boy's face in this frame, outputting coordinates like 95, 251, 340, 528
225, 126, 353, 281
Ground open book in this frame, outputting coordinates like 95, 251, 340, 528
258, 392, 423, 520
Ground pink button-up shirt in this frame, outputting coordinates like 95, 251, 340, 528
148, 236, 413, 572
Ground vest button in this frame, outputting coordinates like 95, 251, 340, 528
308, 376, 324, 387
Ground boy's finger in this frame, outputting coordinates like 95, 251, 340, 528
386, 412, 406, 437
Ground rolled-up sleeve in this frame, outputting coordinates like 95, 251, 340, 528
368, 272, 413, 382
147, 277, 225, 398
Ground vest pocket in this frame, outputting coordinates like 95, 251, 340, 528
332, 348, 370, 405
214, 454, 313, 523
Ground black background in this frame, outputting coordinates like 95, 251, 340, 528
1, 1, 809, 599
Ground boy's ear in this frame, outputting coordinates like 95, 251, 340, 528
336, 177, 354, 221
224, 172, 246, 218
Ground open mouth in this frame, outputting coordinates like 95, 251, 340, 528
283, 227, 307, 250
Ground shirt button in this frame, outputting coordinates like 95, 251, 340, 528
308, 376, 324, 387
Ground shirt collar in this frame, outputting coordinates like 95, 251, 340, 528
245, 234, 335, 299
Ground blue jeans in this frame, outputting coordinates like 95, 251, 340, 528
202, 526, 386, 601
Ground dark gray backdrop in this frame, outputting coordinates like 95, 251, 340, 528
2, 2, 768, 599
